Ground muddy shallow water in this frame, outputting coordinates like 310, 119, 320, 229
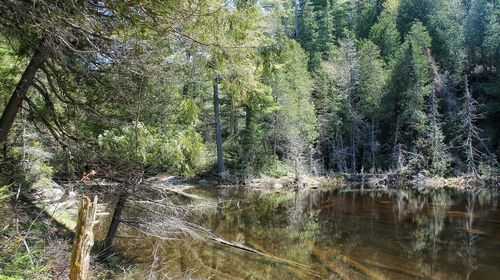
97, 186, 500, 279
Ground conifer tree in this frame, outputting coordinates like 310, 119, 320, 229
358, 39, 386, 172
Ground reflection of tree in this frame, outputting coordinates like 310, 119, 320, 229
463, 189, 481, 280
411, 191, 449, 254
97, 187, 500, 279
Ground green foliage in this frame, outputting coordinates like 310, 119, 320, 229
358, 39, 387, 118
396, 0, 436, 36
369, 0, 401, 59
0, 185, 9, 202
464, 0, 493, 66
262, 39, 318, 173
380, 22, 433, 166
0, 252, 47, 279
427, 0, 466, 76
98, 123, 205, 176
1, 0, 499, 181
0, 37, 22, 113
259, 160, 293, 178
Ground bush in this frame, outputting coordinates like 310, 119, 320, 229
98, 122, 205, 176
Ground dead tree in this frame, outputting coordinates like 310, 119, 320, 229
463, 75, 480, 176
461, 74, 496, 177
70, 195, 98, 280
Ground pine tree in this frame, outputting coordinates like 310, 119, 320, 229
369, 0, 401, 60
427, 87, 448, 175
358, 39, 386, 172
382, 21, 432, 171
262, 39, 318, 175
464, 0, 492, 67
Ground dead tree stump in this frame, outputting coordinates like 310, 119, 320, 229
70, 195, 98, 280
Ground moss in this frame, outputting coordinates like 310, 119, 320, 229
43, 204, 77, 231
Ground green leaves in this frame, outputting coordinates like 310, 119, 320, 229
98, 122, 205, 176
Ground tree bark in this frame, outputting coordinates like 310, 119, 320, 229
351, 120, 356, 174
370, 118, 376, 172
464, 75, 477, 177
0, 41, 48, 149
99, 191, 127, 261
213, 79, 225, 176
70, 195, 98, 280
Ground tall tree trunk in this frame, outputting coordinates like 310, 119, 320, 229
393, 112, 401, 168
351, 120, 356, 174
99, 191, 127, 261
370, 118, 376, 172
213, 79, 225, 176
0, 41, 47, 150
464, 75, 477, 177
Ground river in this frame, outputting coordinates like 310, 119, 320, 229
96, 186, 500, 279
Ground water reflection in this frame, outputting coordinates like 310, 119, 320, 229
99, 187, 500, 279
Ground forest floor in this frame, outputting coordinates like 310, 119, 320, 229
0, 191, 112, 279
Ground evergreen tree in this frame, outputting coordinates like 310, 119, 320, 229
369, 0, 401, 60
381, 21, 432, 170
464, 0, 493, 67
358, 39, 387, 171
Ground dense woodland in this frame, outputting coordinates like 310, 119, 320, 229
1, 0, 500, 279
1, 0, 499, 183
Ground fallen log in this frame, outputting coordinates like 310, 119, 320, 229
209, 236, 320, 276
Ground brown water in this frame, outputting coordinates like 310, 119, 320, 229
99, 187, 500, 279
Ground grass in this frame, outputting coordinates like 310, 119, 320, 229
0, 202, 53, 279
0, 185, 10, 203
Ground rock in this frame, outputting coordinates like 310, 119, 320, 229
32, 178, 59, 190
273, 183, 284, 189
68, 191, 77, 199
37, 188, 64, 203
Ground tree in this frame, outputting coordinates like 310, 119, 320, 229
0, 0, 93, 149
427, 0, 466, 76
344, 36, 361, 174
357, 39, 386, 172
297, 0, 320, 68
369, 0, 401, 60
464, 0, 493, 67
427, 87, 449, 175
396, 0, 437, 36
263, 39, 318, 176
213, 79, 226, 175
352, 0, 384, 39
381, 21, 432, 171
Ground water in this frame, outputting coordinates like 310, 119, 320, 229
99, 186, 500, 279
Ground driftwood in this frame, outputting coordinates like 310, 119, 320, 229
69, 195, 98, 280
347, 173, 403, 185
210, 236, 321, 277
162, 186, 203, 200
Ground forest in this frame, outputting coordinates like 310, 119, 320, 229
1, 0, 499, 279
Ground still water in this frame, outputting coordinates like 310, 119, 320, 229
100, 186, 500, 279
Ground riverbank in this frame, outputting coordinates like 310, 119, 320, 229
29, 173, 498, 279
2, 172, 498, 279
232, 172, 499, 193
